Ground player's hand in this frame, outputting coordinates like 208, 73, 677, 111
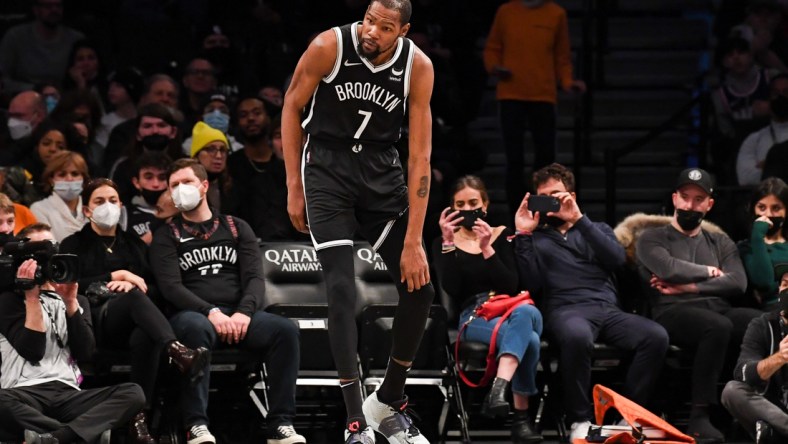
438, 207, 462, 243
400, 242, 430, 292
287, 182, 309, 234
550, 192, 582, 224
228, 313, 251, 344
514, 193, 540, 233
208, 310, 236, 344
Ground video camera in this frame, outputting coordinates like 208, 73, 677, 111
0, 238, 79, 290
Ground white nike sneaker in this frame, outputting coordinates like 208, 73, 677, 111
362, 392, 429, 444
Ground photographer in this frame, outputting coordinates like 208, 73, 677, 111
0, 223, 144, 444
722, 263, 788, 443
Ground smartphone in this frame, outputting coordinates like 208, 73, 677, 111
528, 195, 560, 214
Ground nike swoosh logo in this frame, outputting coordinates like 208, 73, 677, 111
391, 68, 403, 76
344, 60, 362, 66
180, 237, 195, 243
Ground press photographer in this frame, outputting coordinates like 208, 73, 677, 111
722, 263, 788, 444
0, 223, 144, 444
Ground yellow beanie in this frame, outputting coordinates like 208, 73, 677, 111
190, 121, 229, 158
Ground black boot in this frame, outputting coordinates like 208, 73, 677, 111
756, 420, 782, 444
482, 377, 511, 418
167, 341, 210, 384
511, 410, 543, 444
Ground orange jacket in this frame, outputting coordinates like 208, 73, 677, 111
13, 203, 37, 235
483, 0, 574, 104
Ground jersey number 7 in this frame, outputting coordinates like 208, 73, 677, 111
354, 110, 372, 139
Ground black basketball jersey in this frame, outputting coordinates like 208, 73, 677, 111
302, 21, 416, 146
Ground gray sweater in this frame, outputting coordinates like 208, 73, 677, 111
636, 224, 747, 306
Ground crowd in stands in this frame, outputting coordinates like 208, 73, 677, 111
1, 0, 788, 443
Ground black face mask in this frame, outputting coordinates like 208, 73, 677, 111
140, 188, 165, 207
771, 95, 788, 120
767, 216, 785, 237
676, 209, 705, 231
456, 209, 485, 230
141, 134, 170, 151
543, 215, 565, 228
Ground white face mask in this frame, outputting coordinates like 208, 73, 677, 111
8, 117, 33, 140
172, 183, 202, 212
53, 180, 83, 202
90, 202, 121, 230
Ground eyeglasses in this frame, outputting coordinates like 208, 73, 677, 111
200, 146, 228, 156
186, 68, 215, 77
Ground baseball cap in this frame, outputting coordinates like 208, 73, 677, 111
775, 263, 788, 281
676, 168, 714, 195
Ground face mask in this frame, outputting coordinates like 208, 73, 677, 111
7, 117, 33, 140
203, 110, 230, 133
140, 188, 165, 207
53, 180, 83, 202
543, 215, 565, 228
767, 216, 785, 236
771, 95, 788, 120
90, 202, 121, 230
456, 209, 485, 230
45, 96, 58, 114
676, 209, 704, 231
172, 183, 202, 212
141, 134, 171, 151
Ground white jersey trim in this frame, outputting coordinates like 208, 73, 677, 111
351, 21, 403, 73
324, 26, 343, 83
314, 239, 355, 251
301, 83, 319, 129
372, 219, 396, 251
403, 40, 416, 104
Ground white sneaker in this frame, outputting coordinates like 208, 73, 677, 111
362, 392, 429, 444
569, 421, 592, 442
186, 424, 216, 444
267, 424, 306, 444
344, 426, 376, 443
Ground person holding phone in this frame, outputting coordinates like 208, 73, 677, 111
432, 175, 543, 444
513, 163, 669, 442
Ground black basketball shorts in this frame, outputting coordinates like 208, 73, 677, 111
302, 136, 408, 251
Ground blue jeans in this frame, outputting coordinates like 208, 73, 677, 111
169, 308, 300, 428
458, 302, 543, 395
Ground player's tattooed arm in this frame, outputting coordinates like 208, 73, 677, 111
417, 175, 429, 198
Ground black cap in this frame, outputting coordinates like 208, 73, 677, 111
776, 263, 788, 281
676, 168, 714, 195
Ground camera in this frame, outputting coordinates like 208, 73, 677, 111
0, 238, 79, 289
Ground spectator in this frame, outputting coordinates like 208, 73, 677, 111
103, 74, 181, 173
721, 263, 788, 443
483, 0, 586, 214
0, 0, 84, 93
514, 163, 668, 442
59, 178, 209, 442
3, 91, 47, 167
737, 74, 788, 186
29, 150, 89, 241
0, 223, 145, 444
710, 37, 773, 183
189, 122, 236, 214
227, 97, 296, 241
740, 177, 788, 310
432, 175, 542, 443
729, 0, 788, 73
17, 119, 81, 201
179, 58, 217, 135
636, 167, 762, 443
270, 114, 283, 160
199, 24, 251, 103
62, 39, 107, 105
181, 94, 243, 156
259, 85, 283, 118
0, 191, 37, 235
149, 159, 304, 444
34, 83, 61, 115
110, 103, 183, 204
127, 152, 171, 245
95, 67, 145, 150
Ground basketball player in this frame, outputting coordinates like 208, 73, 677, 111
282, 1, 435, 443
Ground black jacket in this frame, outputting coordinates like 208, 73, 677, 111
734, 311, 788, 411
